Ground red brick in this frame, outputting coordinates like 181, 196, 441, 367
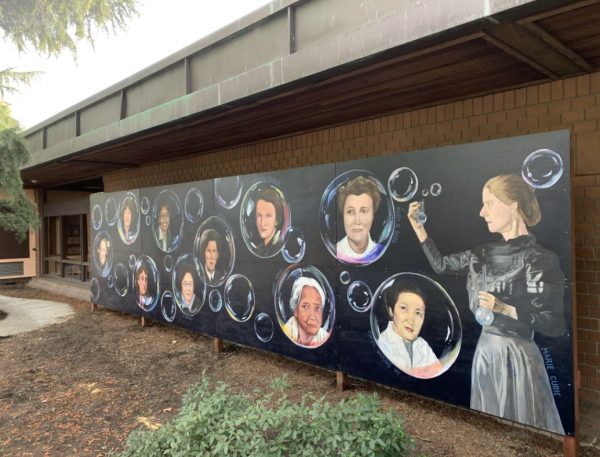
562, 110, 585, 123
548, 99, 571, 114
564, 78, 577, 99
515, 88, 527, 107
493, 93, 504, 112
527, 86, 538, 105
574, 175, 597, 187
574, 120, 598, 133
538, 83, 551, 103
551, 80, 564, 101
578, 294, 600, 307
578, 75, 591, 96
483, 94, 494, 113
577, 247, 596, 258
592, 72, 600, 94
504, 90, 515, 109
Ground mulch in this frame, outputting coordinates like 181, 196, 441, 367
0, 287, 598, 457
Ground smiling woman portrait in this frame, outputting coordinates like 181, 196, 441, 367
408, 173, 566, 434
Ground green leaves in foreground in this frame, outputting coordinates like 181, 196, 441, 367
116, 376, 415, 457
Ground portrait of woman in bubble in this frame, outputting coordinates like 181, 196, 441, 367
240, 183, 290, 258
320, 171, 394, 266
93, 231, 113, 278
194, 217, 235, 288
172, 254, 206, 317
407, 173, 566, 434
275, 266, 335, 349
371, 273, 461, 380
118, 193, 140, 245
152, 190, 183, 253
133, 256, 159, 312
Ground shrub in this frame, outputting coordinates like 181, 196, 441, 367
115, 375, 415, 457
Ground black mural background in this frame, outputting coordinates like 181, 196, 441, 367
90, 130, 574, 435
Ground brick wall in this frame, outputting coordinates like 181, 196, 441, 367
104, 71, 600, 434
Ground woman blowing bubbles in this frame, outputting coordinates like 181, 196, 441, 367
408, 174, 566, 434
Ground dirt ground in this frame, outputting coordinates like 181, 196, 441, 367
0, 287, 598, 457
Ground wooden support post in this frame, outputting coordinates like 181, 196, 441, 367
214, 337, 223, 353
90, 303, 97, 312
141, 316, 148, 327
336, 371, 347, 392
563, 436, 577, 457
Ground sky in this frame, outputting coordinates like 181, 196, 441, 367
1, 0, 272, 130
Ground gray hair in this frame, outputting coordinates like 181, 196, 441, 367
289, 277, 325, 313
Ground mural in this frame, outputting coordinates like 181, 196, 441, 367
90, 130, 574, 435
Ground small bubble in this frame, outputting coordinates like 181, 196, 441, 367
114, 263, 129, 297
430, 183, 442, 197
184, 188, 204, 223
140, 196, 150, 215
254, 313, 274, 343
421, 189, 429, 197
90, 278, 100, 301
388, 167, 418, 202
347, 281, 373, 312
282, 227, 305, 263
215, 176, 242, 209
105, 198, 118, 226
107, 275, 114, 289
340, 271, 351, 285
209, 289, 223, 312
129, 254, 137, 269
92, 205, 103, 230
161, 291, 176, 323
224, 274, 255, 322
522, 149, 564, 189
146, 215, 151, 226
164, 255, 173, 272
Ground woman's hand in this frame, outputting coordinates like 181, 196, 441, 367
408, 201, 428, 243
478, 291, 518, 319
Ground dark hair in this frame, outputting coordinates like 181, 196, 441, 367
337, 175, 381, 213
123, 198, 134, 214
384, 280, 426, 319
199, 229, 222, 257
256, 188, 283, 226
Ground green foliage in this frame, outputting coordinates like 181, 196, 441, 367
0, 0, 138, 56
0, 126, 38, 241
115, 376, 415, 457
0, 68, 41, 98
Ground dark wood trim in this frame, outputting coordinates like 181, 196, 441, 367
519, 0, 600, 24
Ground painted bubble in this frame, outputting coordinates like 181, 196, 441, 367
339, 271, 351, 285
118, 192, 140, 245
254, 313, 274, 343
421, 189, 429, 197
164, 254, 173, 272
274, 265, 335, 349
430, 183, 442, 197
113, 263, 129, 297
133, 255, 161, 312
184, 188, 204, 223
209, 289, 223, 312
140, 196, 150, 215
347, 281, 373, 313
239, 181, 290, 259
387, 167, 418, 202
193, 216, 236, 288
93, 231, 113, 278
146, 215, 151, 226
522, 148, 564, 189
161, 291, 177, 323
107, 275, 114, 289
475, 306, 494, 327
152, 189, 184, 253
92, 205, 103, 230
171, 253, 206, 317
224, 274, 255, 322
282, 227, 305, 263
129, 254, 137, 269
90, 277, 100, 302
215, 176, 243, 209
370, 272, 462, 379
105, 197, 118, 226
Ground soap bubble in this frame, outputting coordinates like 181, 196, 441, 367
522, 149, 563, 189
347, 281, 373, 312
430, 183, 442, 197
90, 277, 100, 301
133, 255, 160, 312
161, 291, 177, 323
388, 167, 418, 202
92, 205, 103, 230
193, 217, 235, 287
164, 255, 173, 272
370, 272, 462, 379
172, 253, 206, 317
140, 196, 150, 215
113, 263, 129, 297
107, 275, 114, 289
152, 190, 183, 253
209, 289, 223, 312
254, 313, 274, 343
224, 274, 255, 322
145, 215, 151, 226
339, 271, 351, 284
215, 176, 243, 209
129, 254, 137, 269
282, 227, 305, 263
184, 188, 204, 223
93, 231, 113, 278
421, 189, 429, 197
105, 197, 118, 226
118, 192, 140, 245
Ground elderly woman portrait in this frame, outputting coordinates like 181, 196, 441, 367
408, 173, 566, 434
254, 188, 284, 257
378, 281, 441, 378
336, 175, 382, 261
199, 228, 225, 286
283, 277, 329, 347
179, 269, 201, 313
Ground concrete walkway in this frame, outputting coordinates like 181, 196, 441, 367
0, 294, 74, 337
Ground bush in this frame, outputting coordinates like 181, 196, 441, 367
115, 376, 415, 457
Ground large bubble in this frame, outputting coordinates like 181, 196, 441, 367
152, 189, 184, 253
184, 187, 204, 223
347, 281, 373, 313
90, 277, 100, 302
92, 231, 113, 278
370, 272, 462, 379
172, 254, 206, 317
320, 170, 394, 266
224, 274, 255, 322
240, 181, 290, 259
118, 192, 140, 245
161, 291, 177, 323
105, 197, 118, 226
92, 204, 103, 231
388, 167, 418, 202
113, 263, 129, 297
133, 255, 160, 312
193, 216, 235, 288
215, 176, 243, 209
254, 313, 274, 343
209, 289, 223, 312
274, 265, 335, 349
282, 227, 306, 263
522, 148, 564, 189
